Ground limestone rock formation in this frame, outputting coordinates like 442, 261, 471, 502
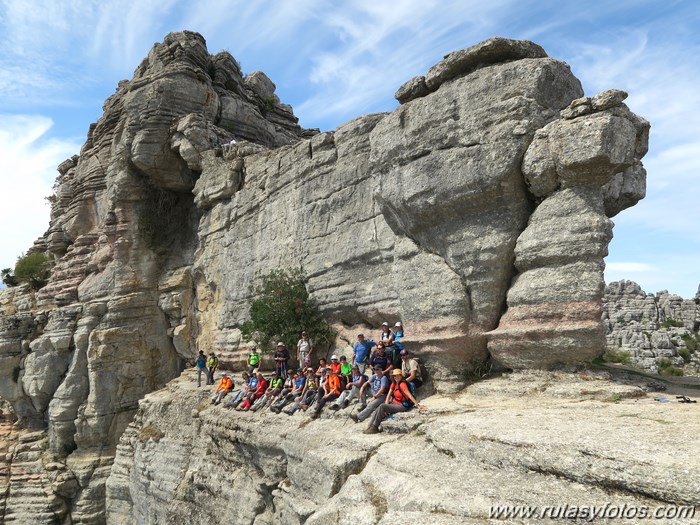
0, 32, 649, 523
603, 280, 700, 374
104, 370, 700, 524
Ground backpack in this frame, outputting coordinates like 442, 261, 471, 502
393, 381, 414, 408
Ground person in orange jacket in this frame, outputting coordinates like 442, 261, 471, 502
310, 368, 342, 419
211, 372, 234, 405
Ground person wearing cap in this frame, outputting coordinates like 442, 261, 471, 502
393, 322, 405, 351
350, 365, 390, 423
211, 372, 234, 405
195, 350, 209, 387
207, 352, 219, 385
246, 348, 262, 374
400, 349, 423, 390
331, 364, 368, 410
363, 368, 425, 434
297, 331, 313, 367
329, 355, 342, 375
379, 322, 395, 346
273, 342, 290, 379
310, 366, 342, 419
352, 334, 375, 374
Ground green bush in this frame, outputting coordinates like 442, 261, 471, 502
677, 348, 691, 363
14, 252, 51, 290
657, 357, 684, 376
680, 333, 699, 353
660, 319, 684, 328
603, 349, 631, 365
240, 268, 335, 353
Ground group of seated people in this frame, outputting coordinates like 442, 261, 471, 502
207, 322, 425, 434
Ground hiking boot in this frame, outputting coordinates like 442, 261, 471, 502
329, 404, 340, 411
309, 412, 319, 420
349, 414, 359, 424
341, 400, 349, 409
363, 426, 380, 435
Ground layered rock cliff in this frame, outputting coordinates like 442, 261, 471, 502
0, 32, 650, 523
603, 280, 700, 374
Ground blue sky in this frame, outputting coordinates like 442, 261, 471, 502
0, 0, 698, 297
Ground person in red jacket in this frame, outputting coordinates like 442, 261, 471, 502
211, 373, 234, 405
363, 369, 424, 434
310, 368, 342, 419
239, 372, 269, 411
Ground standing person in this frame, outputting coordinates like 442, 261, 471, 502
297, 331, 313, 366
274, 342, 290, 378
207, 353, 219, 385
393, 322, 405, 351
379, 322, 395, 346
195, 350, 209, 387
352, 334, 375, 374
247, 348, 262, 374
363, 369, 425, 434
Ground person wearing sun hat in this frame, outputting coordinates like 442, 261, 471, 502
273, 342, 290, 379
363, 368, 424, 434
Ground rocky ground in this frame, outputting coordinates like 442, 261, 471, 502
103, 368, 699, 524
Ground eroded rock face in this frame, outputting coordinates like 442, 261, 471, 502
603, 280, 700, 373
0, 33, 648, 522
104, 370, 700, 524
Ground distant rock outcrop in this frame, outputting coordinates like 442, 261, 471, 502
603, 280, 700, 374
0, 32, 648, 522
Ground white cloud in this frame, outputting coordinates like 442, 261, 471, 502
0, 115, 80, 272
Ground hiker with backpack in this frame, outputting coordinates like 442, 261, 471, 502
207, 353, 219, 385
400, 349, 423, 390
247, 348, 262, 374
363, 369, 424, 434
195, 350, 209, 387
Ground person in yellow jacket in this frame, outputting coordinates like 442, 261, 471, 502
211, 372, 234, 405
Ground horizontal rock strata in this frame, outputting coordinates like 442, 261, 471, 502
603, 280, 700, 374
0, 32, 649, 522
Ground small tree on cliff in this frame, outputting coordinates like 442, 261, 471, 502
13, 252, 51, 290
240, 268, 335, 354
